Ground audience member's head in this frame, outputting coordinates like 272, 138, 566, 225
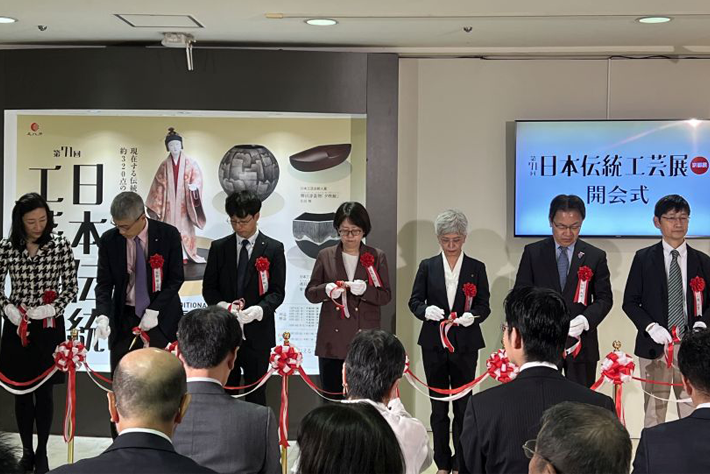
343, 329, 405, 403
178, 306, 242, 385
109, 348, 190, 437
527, 402, 631, 474
0, 433, 20, 474
297, 403, 404, 474
679, 328, 710, 404
503, 286, 570, 366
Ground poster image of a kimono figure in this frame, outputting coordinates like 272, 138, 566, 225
145, 127, 207, 266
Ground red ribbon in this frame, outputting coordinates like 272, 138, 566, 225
590, 351, 635, 423
53, 340, 87, 443
690, 276, 705, 317
131, 327, 150, 348
17, 306, 29, 347
269, 344, 302, 447
149, 254, 164, 292
328, 281, 350, 319
574, 266, 593, 306
360, 252, 382, 288
439, 312, 458, 353
665, 326, 681, 369
255, 257, 270, 296
563, 337, 582, 359
463, 283, 477, 312
42, 290, 58, 329
0, 365, 56, 387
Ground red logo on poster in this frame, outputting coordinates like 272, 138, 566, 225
30, 123, 39, 132
691, 156, 709, 175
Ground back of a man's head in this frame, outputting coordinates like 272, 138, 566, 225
113, 348, 187, 425
504, 286, 570, 364
679, 329, 710, 397
178, 306, 242, 369
534, 402, 631, 474
344, 329, 405, 402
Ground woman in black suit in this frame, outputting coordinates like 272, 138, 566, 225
408, 209, 490, 474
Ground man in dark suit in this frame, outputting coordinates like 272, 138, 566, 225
202, 191, 286, 405
173, 306, 280, 474
623, 194, 710, 427
514, 194, 613, 387
633, 328, 710, 474
94, 191, 185, 373
49, 348, 215, 474
460, 287, 615, 474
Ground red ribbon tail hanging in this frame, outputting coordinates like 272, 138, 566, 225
439, 320, 456, 353
279, 375, 289, 447
64, 367, 77, 442
615, 383, 625, 424
18, 318, 29, 347
590, 376, 605, 391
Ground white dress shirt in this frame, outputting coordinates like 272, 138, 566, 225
442, 252, 464, 311
236, 229, 259, 264
342, 252, 359, 282
695, 402, 710, 410
519, 361, 559, 372
662, 239, 688, 317
186, 377, 222, 385
119, 427, 173, 444
342, 398, 433, 474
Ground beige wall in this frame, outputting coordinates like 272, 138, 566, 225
396, 57, 710, 438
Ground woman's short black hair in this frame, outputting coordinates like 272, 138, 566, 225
333, 202, 371, 237
297, 403, 404, 474
9, 192, 54, 251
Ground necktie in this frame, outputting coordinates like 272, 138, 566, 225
557, 246, 569, 291
668, 249, 685, 336
134, 236, 150, 318
236, 239, 249, 298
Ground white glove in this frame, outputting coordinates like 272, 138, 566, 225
139, 309, 159, 331
240, 306, 264, 325
694, 321, 707, 331
325, 283, 345, 299
95, 315, 111, 340
27, 304, 56, 320
217, 301, 241, 316
647, 323, 673, 345
348, 280, 367, 296
425, 305, 445, 322
568, 315, 589, 338
3, 304, 22, 326
455, 312, 477, 327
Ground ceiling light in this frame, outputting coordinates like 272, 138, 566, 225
637, 16, 672, 24
305, 18, 337, 26
0, 16, 17, 24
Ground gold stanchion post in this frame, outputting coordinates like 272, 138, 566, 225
612, 340, 622, 402
281, 332, 290, 474
67, 328, 79, 464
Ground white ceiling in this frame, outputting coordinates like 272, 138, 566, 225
2, 1, 710, 56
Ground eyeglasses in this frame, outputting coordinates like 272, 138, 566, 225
111, 213, 144, 232
439, 237, 464, 245
552, 222, 582, 232
338, 228, 363, 237
523, 439, 563, 473
661, 215, 690, 224
227, 216, 254, 227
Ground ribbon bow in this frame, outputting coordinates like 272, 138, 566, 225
590, 350, 635, 423
53, 340, 87, 442
269, 344, 304, 448
485, 349, 520, 383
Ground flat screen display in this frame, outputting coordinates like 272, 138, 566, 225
515, 120, 710, 237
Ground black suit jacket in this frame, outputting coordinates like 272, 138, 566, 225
460, 367, 615, 474
409, 254, 491, 352
514, 237, 613, 361
632, 407, 710, 474
202, 231, 286, 350
49, 432, 216, 474
95, 219, 185, 347
623, 242, 710, 359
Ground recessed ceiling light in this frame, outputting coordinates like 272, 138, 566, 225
305, 18, 338, 26
637, 16, 672, 24
0, 16, 17, 24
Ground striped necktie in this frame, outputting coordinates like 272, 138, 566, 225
667, 249, 685, 336
557, 246, 569, 291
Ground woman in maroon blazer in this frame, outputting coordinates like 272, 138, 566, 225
305, 202, 391, 398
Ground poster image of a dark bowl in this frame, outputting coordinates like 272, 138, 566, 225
219, 145, 280, 201
293, 212, 340, 258
289, 144, 352, 172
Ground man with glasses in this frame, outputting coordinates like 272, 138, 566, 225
527, 402, 631, 474
623, 194, 710, 427
514, 194, 613, 387
460, 287, 614, 474
95, 192, 185, 436
202, 190, 285, 406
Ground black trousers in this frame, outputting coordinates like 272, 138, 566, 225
563, 358, 597, 388
318, 357, 345, 401
422, 348, 477, 471
226, 344, 271, 406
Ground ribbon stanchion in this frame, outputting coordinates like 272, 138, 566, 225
590, 341, 635, 425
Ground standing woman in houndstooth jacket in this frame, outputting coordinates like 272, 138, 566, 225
0, 193, 78, 474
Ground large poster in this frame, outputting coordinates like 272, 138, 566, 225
4, 111, 367, 372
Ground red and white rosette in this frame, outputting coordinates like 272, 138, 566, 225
17, 305, 30, 347
590, 350, 635, 424
53, 340, 87, 442
42, 290, 58, 329
269, 344, 303, 448
131, 326, 151, 348
665, 326, 681, 369
485, 349, 520, 383
360, 252, 382, 288
690, 276, 705, 318
463, 283, 477, 312
439, 312, 458, 353
149, 254, 164, 292
328, 281, 350, 319
255, 257, 270, 296
574, 266, 593, 306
